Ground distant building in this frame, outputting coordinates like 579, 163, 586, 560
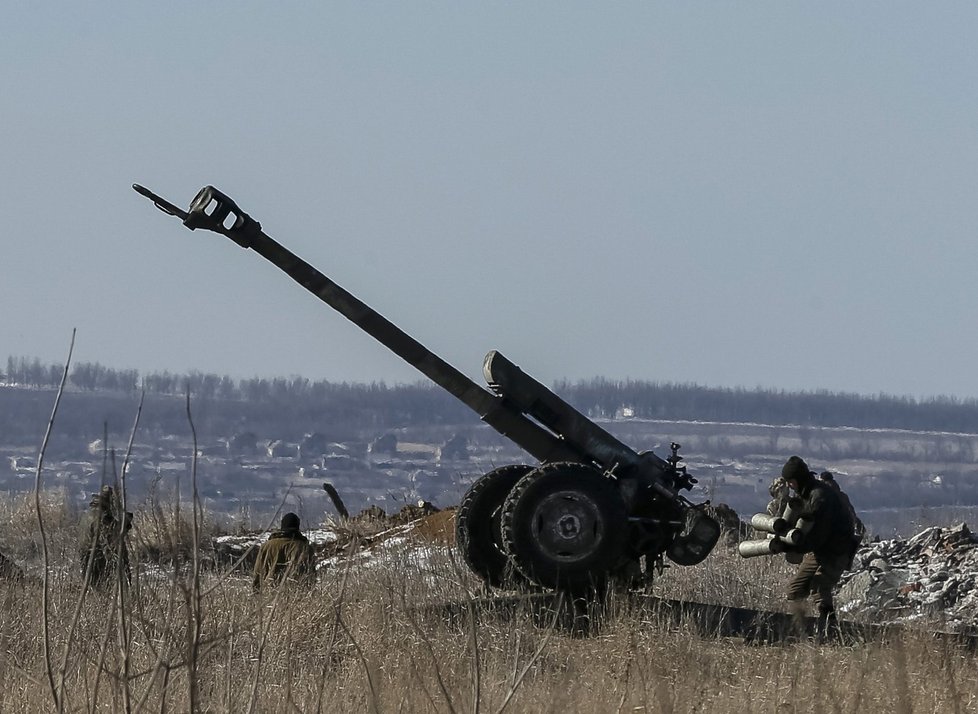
266, 440, 299, 459
437, 433, 469, 462
196, 444, 227, 458
9, 456, 33, 472
228, 432, 258, 457
321, 454, 362, 471
368, 433, 398, 456
299, 432, 331, 461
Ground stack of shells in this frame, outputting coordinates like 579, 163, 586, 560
738, 497, 811, 563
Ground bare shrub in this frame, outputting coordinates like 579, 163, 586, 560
2, 501, 977, 713
0, 488, 78, 569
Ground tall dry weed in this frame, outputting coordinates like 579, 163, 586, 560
0, 488, 79, 570
2, 507, 976, 712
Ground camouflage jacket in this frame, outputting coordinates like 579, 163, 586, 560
766, 477, 789, 517
79, 511, 131, 586
252, 529, 316, 590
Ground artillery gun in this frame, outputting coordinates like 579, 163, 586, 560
134, 184, 720, 594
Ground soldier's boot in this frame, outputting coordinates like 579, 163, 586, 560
815, 611, 827, 643
787, 600, 808, 642
816, 608, 841, 644
825, 612, 843, 644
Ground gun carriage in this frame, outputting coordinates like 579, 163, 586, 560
135, 184, 720, 594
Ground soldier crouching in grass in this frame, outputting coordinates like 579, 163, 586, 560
79, 485, 133, 590
252, 512, 317, 592
780, 456, 856, 642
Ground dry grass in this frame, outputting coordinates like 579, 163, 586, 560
1, 496, 976, 713
652, 541, 800, 612
0, 488, 83, 579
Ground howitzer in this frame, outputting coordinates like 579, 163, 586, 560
134, 184, 720, 593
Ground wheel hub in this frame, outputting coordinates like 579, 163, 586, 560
530, 490, 605, 563
557, 514, 581, 538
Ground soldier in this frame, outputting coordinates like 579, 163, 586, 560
819, 471, 866, 564
79, 485, 133, 589
252, 512, 317, 591
780, 456, 854, 641
765, 476, 789, 517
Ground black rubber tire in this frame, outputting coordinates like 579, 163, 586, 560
501, 462, 628, 594
455, 465, 533, 588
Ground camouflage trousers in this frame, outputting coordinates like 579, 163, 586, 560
786, 551, 848, 615
80, 542, 130, 589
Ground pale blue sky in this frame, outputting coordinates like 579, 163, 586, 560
2, 4, 977, 398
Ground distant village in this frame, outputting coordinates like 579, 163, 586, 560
4, 367, 978, 534
5, 407, 978, 538
1, 423, 526, 521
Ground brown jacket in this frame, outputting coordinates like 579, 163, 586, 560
252, 529, 316, 590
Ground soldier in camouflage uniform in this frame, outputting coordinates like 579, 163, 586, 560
252, 512, 317, 591
765, 476, 789, 517
780, 456, 855, 640
79, 485, 133, 589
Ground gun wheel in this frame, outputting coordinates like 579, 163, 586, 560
501, 462, 627, 595
455, 465, 534, 588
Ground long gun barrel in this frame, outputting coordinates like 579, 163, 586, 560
133, 184, 581, 463
135, 182, 721, 583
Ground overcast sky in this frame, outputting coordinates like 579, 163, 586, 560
3, 4, 976, 399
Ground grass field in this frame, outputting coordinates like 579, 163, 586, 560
0, 490, 975, 713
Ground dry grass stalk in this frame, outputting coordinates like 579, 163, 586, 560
31, 329, 74, 712
8, 369, 978, 712
2, 542, 978, 711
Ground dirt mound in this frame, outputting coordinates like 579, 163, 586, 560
409, 508, 456, 545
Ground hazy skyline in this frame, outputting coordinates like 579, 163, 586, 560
3, 5, 977, 399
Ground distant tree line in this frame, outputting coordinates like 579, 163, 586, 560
556, 377, 978, 433
4, 356, 142, 393
7, 355, 978, 435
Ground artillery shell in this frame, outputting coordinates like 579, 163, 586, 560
750, 513, 789, 535
738, 538, 785, 558
781, 528, 802, 547
782, 498, 801, 525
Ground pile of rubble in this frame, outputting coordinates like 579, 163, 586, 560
838, 522, 978, 633
211, 504, 455, 572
